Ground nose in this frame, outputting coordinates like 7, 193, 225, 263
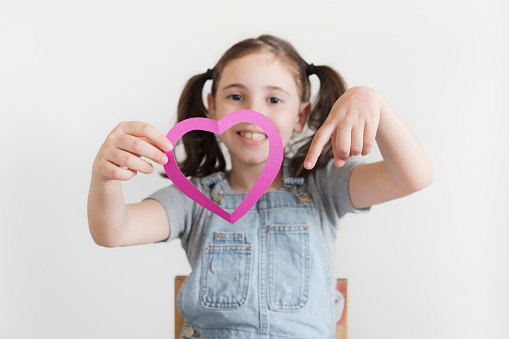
244, 98, 265, 116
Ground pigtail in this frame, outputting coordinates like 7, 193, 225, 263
173, 71, 226, 178
292, 65, 348, 177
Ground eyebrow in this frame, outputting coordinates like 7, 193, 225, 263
220, 83, 291, 96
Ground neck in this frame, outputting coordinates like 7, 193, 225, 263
227, 159, 284, 194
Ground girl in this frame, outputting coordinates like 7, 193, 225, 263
88, 35, 432, 339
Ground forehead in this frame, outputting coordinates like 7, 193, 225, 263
218, 52, 299, 93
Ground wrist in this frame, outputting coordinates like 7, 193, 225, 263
376, 95, 398, 139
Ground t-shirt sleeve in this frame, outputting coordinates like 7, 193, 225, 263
312, 159, 370, 222
142, 179, 197, 243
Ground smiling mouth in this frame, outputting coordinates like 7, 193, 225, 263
237, 131, 267, 141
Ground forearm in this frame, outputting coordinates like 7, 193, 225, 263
375, 97, 433, 193
87, 171, 128, 247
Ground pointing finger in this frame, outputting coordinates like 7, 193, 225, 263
304, 123, 335, 169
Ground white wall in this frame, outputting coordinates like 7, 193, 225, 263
1, 0, 507, 338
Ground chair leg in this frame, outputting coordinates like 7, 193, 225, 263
335, 279, 348, 339
174, 276, 186, 339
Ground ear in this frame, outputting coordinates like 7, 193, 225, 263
294, 101, 311, 133
207, 94, 216, 119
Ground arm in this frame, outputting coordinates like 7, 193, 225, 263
87, 121, 173, 247
304, 86, 433, 208
349, 96, 432, 208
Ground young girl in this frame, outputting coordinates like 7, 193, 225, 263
88, 35, 432, 339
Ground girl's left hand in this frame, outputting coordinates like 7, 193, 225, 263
304, 86, 383, 169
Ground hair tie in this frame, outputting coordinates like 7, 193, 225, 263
206, 68, 214, 80
306, 63, 315, 76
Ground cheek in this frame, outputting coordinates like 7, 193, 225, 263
214, 99, 237, 113
211, 110, 226, 121
210, 100, 229, 120
274, 121, 296, 146
218, 132, 232, 144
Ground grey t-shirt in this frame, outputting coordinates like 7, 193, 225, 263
144, 159, 370, 274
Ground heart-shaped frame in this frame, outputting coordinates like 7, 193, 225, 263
163, 110, 283, 224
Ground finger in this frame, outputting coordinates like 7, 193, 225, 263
331, 129, 338, 160
304, 123, 336, 169
335, 122, 352, 160
118, 121, 173, 153
362, 121, 377, 156
331, 130, 346, 167
103, 160, 138, 181
116, 134, 168, 165
350, 123, 364, 156
107, 148, 155, 175
137, 136, 171, 162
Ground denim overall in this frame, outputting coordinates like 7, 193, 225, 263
177, 161, 338, 339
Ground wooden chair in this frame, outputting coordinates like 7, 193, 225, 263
175, 276, 348, 339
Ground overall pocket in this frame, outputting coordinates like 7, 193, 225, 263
200, 243, 252, 309
267, 225, 310, 311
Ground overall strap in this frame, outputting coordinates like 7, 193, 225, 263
200, 172, 225, 188
200, 172, 227, 205
282, 158, 310, 204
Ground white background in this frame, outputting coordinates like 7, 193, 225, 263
1, 0, 508, 338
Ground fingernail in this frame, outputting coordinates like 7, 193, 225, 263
166, 141, 173, 152
161, 154, 168, 164
305, 161, 313, 169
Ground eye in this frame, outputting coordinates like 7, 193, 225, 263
228, 94, 243, 101
269, 97, 282, 104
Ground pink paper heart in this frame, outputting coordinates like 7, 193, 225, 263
163, 109, 283, 224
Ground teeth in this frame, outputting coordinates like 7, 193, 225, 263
239, 132, 267, 141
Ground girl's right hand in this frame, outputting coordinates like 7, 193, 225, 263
93, 121, 173, 182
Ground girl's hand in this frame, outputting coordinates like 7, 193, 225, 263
304, 86, 382, 169
92, 121, 173, 181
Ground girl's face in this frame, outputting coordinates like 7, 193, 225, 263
208, 52, 310, 167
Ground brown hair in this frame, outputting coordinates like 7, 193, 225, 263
169, 34, 348, 178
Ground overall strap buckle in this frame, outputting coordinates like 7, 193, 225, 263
200, 172, 226, 204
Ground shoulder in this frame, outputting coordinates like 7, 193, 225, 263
143, 175, 206, 216
307, 158, 370, 218
143, 175, 207, 242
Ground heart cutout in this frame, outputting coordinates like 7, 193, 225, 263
163, 109, 283, 224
